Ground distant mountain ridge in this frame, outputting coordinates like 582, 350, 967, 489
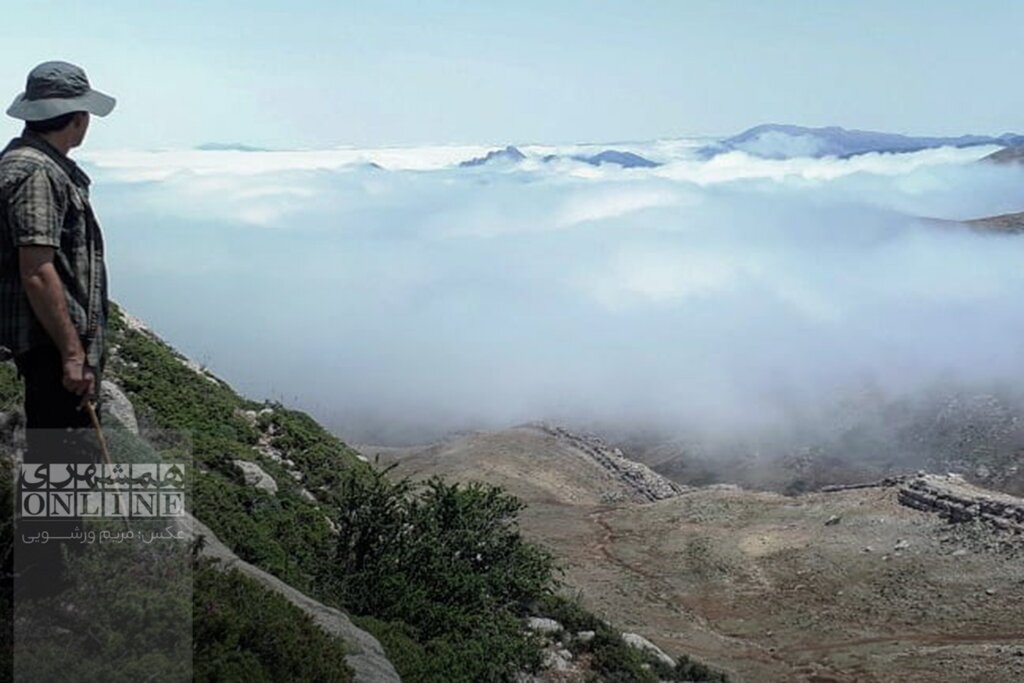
461, 145, 661, 169
571, 150, 660, 168
702, 123, 1024, 160
459, 145, 526, 167
195, 142, 271, 152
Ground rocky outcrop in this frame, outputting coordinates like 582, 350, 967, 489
526, 617, 563, 635
235, 406, 314, 486
533, 423, 689, 502
820, 476, 907, 493
518, 617, 681, 682
100, 379, 139, 434
621, 632, 675, 667
117, 311, 222, 385
898, 474, 1024, 534
179, 513, 402, 683
232, 459, 279, 495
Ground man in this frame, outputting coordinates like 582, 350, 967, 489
0, 61, 115, 595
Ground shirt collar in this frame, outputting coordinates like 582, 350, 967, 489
5, 128, 91, 190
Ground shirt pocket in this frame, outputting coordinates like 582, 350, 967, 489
61, 188, 88, 250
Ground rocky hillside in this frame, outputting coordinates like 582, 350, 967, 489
363, 422, 689, 506
0, 302, 726, 682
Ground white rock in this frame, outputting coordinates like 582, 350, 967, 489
176, 354, 219, 384
542, 649, 573, 672
101, 380, 139, 435
173, 512, 401, 683
120, 310, 152, 335
622, 632, 675, 667
526, 617, 563, 635
514, 674, 542, 683
232, 460, 278, 495
576, 630, 596, 643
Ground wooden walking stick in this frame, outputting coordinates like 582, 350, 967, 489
84, 399, 131, 531
83, 400, 111, 468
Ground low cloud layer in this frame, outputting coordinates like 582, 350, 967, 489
82, 141, 1024, 445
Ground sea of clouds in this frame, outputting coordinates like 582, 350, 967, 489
79, 140, 1024, 445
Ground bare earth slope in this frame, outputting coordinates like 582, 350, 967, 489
359, 425, 1024, 683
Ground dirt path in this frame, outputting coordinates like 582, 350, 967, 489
781, 631, 1024, 654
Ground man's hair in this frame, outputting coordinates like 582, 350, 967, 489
25, 111, 82, 134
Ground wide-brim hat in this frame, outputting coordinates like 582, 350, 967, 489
7, 60, 115, 121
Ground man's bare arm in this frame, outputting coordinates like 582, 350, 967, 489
19, 245, 95, 400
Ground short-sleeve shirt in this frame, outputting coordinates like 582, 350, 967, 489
0, 130, 108, 370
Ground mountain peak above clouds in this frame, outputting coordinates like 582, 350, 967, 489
459, 145, 527, 167
702, 123, 1024, 160
572, 150, 660, 168
984, 145, 1024, 164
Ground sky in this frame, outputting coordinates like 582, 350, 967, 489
1, 1, 1023, 149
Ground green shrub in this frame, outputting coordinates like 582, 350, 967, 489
329, 467, 553, 681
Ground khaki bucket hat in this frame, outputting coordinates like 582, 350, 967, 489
7, 60, 115, 121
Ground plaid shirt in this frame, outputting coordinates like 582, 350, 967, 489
0, 130, 108, 370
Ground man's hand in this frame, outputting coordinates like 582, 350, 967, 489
62, 356, 96, 407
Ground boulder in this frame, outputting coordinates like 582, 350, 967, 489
526, 617, 563, 635
101, 380, 139, 435
622, 632, 675, 667
232, 460, 278, 495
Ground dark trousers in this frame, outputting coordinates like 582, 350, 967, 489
12, 342, 103, 596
